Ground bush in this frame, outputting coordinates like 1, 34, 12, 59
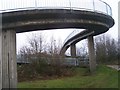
17, 57, 75, 82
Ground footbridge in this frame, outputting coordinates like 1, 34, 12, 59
0, 0, 114, 88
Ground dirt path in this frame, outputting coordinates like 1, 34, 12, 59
107, 65, 120, 71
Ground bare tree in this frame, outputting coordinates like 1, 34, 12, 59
76, 39, 88, 58
95, 34, 118, 64
47, 36, 62, 56
18, 33, 63, 64
95, 35, 107, 63
27, 33, 47, 54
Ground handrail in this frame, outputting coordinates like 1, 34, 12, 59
0, 0, 112, 16
63, 30, 84, 44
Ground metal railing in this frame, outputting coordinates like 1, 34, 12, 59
0, 0, 112, 16
63, 29, 84, 44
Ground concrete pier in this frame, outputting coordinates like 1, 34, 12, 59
87, 36, 96, 72
0, 30, 17, 88
70, 44, 76, 58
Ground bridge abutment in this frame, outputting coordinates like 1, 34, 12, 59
70, 44, 76, 58
0, 29, 17, 88
87, 36, 96, 72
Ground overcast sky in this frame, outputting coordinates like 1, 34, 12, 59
1, 0, 118, 52
102, 0, 118, 39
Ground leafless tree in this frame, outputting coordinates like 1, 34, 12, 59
47, 36, 62, 56
76, 39, 88, 58
18, 32, 63, 64
27, 33, 47, 54
95, 34, 118, 64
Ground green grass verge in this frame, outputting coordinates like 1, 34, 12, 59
18, 65, 118, 88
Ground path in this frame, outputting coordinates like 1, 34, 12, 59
107, 65, 120, 71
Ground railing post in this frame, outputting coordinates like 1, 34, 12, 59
35, 0, 37, 9
110, 6, 112, 16
93, 0, 95, 11
106, 4, 108, 15
118, 1, 120, 40
69, 0, 72, 11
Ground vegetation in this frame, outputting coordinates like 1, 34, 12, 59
17, 32, 119, 88
95, 35, 119, 65
76, 34, 119, 65
18, 65, 118, 88
17, 59, 75, 82
17, 33, 74, 82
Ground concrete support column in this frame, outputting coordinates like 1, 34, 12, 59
70, 44, 76, 58
60, 47, 67, 56
0, 30, 17, 88
87, 36, 96, 72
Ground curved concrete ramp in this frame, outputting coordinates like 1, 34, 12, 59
2, 9, 114, 33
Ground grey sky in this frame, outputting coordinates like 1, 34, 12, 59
103, 0, 118, 39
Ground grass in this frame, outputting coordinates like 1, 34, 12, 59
18, 65, 118, 88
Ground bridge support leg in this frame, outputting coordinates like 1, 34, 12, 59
0, 30, 17, 88
88, 36, 96, 72
60, 47, 68, 56
70, 44, 76, 58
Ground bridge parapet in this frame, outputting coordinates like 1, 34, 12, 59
0, 0, 112, 16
